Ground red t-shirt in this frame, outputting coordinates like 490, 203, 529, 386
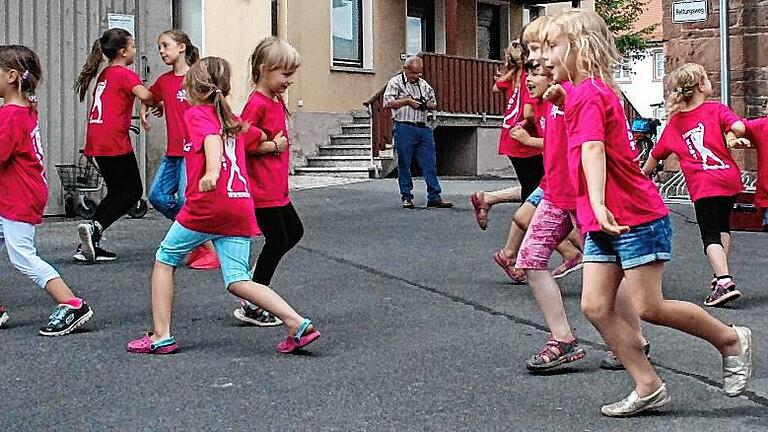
0, 105, 48, 225
84, 65, 142, 157
497, 71, 542, 158
744, 117, 768, 207
241, 91, 291, 208
651, 102, 743, 201
176, 105, 258, 237
565, 78, 668, 232
542, 102, 576, 210
149, 72, 190, 157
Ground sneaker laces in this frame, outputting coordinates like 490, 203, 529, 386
47, 305, 70, 327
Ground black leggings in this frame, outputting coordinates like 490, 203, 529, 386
252, 203, 304, 285
93, 152, 143, 232
509, 154, 545, 201
693, 195, 736, 251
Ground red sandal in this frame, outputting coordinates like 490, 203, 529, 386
470, 192, 491, 230
493, 251, 527, 284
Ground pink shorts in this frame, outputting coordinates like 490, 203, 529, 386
516, 199, 580, 270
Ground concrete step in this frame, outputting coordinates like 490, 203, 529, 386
352, 114, 371, 125
319, 145, 370, 156
341, 123, 371, 135
306, 155, 371, 168
294, 166, 371, 178
330, 134, 370, 146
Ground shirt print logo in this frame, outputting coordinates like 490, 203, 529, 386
502, 88, 521, 129
89, 80, 107, 124
30, 124, 47, 184
176, 89, 187, 103
682, 123, 729, 170
223, 136, 251, 199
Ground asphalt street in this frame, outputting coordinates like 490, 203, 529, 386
1, 179, 766, 431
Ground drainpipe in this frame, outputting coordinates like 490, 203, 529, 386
719, 0, 730, 105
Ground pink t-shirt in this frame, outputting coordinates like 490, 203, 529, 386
651, 102, 742, 201
497, 71, 542, 158
0, 105, 48, 225
241, 91, 291, 209
84, 65, 142, 157
542, 101, 576, 210
744, 117, 768, 207
149, 72, 190, 157
531, 99, 548, 191
565, 78, 668, 232
176, 105, 258, 237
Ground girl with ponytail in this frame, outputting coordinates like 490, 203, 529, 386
73, 28, 155, 263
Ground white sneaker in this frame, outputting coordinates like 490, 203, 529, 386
77, 223, 96, 262
601, 383, 670, 417
723, 325, 753, 396
0, 308, 9, 328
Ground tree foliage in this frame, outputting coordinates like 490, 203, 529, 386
595, 0, 658, 59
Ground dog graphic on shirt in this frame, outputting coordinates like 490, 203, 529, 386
223, 136, 250, 198
89, 80, 107, 124
682, 123, 729, 171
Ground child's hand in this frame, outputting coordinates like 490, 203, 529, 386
199, 173, 219, 192
543, 84, 566, 107
510, 125, 531, 145
139, 104, 152, 131
593, 205, 630, 236
273, 131, 288, 153
150, 104, 164, 118
728, 137, 752, 149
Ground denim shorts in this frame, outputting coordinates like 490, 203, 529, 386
583, 216, 673, 270
525, 186, 545, 206
156, 221, 252, 287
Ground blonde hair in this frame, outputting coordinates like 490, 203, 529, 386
522, 16, 550, 46
665, 63, 707, 117
249, 36, 301, 85
184, 56, 244, 137
545, 9, 621, 92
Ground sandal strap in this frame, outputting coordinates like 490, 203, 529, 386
294, 318, 312, 341
150, 336, 176, 351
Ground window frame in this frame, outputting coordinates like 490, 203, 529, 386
331, 0, 365, 68
614, 57, 632, 83
653, 50, 665, 81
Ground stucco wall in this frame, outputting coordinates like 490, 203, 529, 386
203, 0, 271, 112
617, 47, 665, 118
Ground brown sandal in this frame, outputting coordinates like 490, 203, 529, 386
493, 251, 527, 284
471, 192, 491, 230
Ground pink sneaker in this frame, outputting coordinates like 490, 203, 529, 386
127, 333, 179, 355
551, 253, 583, 280
277, 319, 321, 354
188, 247, 220, 270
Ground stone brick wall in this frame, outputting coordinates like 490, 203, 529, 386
662, 0, 768, 171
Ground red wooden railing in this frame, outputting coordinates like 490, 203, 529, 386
365, 52, 641, 157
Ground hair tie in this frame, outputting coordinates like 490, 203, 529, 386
27, 94, 37, 103
214, 89, 223, 95
21, 70, 30, 80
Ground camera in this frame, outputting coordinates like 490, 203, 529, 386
416, 96, 429, 111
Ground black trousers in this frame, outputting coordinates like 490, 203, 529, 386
252, 203, 304, 285
509, 154, 545, 201
93, 152, 143, 232
693, 195, 737, 251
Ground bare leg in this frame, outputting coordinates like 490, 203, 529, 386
527, 269, 574, 341
705, 244, 730, 277
150, 262, 175, 341
581, 262, 661, 396
44, 278, 77, 304
615, 279, 647, 347
485, 186, 522, 206
228, 281, 305, 335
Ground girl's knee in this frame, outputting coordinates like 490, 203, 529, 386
581, 297, 610, 322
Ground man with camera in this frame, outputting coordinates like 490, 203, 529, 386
384, 56, 453, 209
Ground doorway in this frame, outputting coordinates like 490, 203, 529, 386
407, 0, 435, 55
477, 2, 503, 60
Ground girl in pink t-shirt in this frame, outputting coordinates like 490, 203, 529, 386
0, 45, 93, 336
127, 57, 320, 355
73, 28, 156, 263
545, 9, 751, 417
232, 37, 303, 326
642, 63, 748, 307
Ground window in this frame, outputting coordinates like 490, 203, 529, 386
614, 58, 631, 82
332, 0, 363, 67
653, 51, 665, 80
407, 0, 435, 56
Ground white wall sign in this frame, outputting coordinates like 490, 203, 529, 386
672, 1, 708, 24
108, 13, 135, 37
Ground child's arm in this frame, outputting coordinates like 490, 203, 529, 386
543, 84, 566, 108
199, 134, 224, 192
641, 154, 660, 177
581, 141, 630, 235
131, 84, 157, 105
510, 125, 543, 148
726, 130, 751, 148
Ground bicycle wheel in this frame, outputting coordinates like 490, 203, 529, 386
127, 199, 148, 219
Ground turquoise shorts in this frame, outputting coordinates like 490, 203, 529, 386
156, 221, 252, 287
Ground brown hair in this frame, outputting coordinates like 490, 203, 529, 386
0, 44, 42, 111
665, 63, 707, 117
74, 28, 132, 101
159, 29, 200, 66
184, 56, 244, 137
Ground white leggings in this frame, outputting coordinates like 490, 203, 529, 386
0, 217, 60, 289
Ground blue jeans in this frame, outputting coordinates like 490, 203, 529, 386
394, 122, 442, 203
583, 216, 673, 270
156, 221, 252, 287
149, 156, 186, 220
